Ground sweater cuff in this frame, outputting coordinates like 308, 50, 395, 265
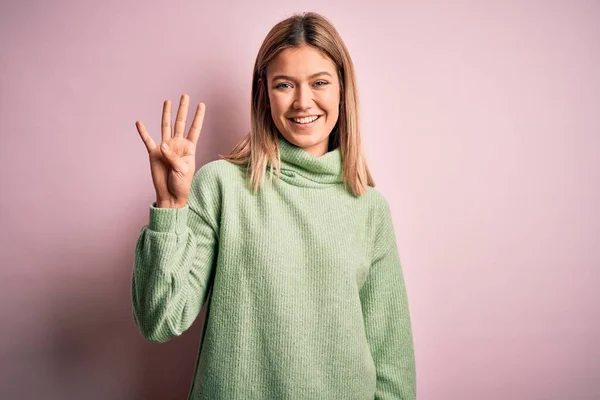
148, 202, 189, 233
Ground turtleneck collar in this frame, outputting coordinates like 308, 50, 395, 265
274, 136, 343, 188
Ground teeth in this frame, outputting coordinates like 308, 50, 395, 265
292, 115, 319, 124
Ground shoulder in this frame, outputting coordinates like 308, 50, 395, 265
194, 159, 245, 183
361, 186, 397, 259
191, 159, 247, 193
188, 159, 245, 212
362, 186, 393, 221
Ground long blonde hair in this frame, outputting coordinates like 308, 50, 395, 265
221, 12, 375, 196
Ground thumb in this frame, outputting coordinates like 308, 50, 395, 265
160, 143, 188, 174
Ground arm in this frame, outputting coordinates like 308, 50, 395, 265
131, 167, 220, 343
360, 201, 416, 399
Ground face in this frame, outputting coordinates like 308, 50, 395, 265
265, 44, 341, 157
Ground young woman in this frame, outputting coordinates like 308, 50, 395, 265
133, 12, 416, 400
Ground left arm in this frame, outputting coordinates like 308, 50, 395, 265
360, 201, 416, 399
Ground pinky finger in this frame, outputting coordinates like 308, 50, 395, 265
136, 121, 157, 153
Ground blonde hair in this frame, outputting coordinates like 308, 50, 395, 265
221, 11, 375, 196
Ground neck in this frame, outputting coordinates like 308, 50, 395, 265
298, 138, 330, 157
272, 136, 343, 188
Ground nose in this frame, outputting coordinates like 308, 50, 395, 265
293, 83, 313, 110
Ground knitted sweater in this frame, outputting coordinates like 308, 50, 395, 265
132, 137, 416, 400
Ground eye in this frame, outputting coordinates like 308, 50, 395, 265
275, 83, 291, 89
314, 81, 328, 87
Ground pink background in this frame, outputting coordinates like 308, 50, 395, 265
1, 1, 599, 399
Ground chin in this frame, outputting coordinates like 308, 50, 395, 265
282, 132, 327, 148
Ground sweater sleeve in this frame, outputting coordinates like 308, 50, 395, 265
360, 199, 416, 399
131, 165, 220, 343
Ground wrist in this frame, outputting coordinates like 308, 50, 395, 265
156, 199, 187, 209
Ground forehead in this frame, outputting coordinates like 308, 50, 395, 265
267, 45, 337, 79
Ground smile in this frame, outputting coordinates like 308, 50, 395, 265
289, 115, 322, 124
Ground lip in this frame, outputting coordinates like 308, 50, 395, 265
288, 115, 322, 129
289, 115, 322, 119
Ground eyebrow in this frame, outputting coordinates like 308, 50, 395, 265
270, 71, 333, 82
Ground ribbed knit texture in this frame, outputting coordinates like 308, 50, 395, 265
132, 137, 416, 400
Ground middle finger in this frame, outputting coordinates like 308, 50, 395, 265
174, 94, 189, 138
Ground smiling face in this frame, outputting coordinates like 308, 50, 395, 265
266, 44, 341, 157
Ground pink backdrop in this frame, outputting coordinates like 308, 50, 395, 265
1, 1, 598, 399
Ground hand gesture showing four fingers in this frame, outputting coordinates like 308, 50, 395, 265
135, 94, 206, 208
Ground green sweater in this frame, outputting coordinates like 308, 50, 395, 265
132, 137, 416, 399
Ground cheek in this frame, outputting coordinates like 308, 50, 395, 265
268, 98, 289, 130
318, 90, 341, 112
268, 94, 289, 117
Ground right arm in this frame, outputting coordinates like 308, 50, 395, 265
132, 168, 220, 343
132, 94, 216, 343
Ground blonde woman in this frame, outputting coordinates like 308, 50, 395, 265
133, 11, 416, 400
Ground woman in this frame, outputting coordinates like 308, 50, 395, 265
133, 11, 416, 400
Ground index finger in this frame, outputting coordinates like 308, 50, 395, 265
187, 103, 206, 146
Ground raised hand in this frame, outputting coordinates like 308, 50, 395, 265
136, 94, 206, 208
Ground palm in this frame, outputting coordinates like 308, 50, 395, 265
135, 94, 206, 207
149, 136, 196, 200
